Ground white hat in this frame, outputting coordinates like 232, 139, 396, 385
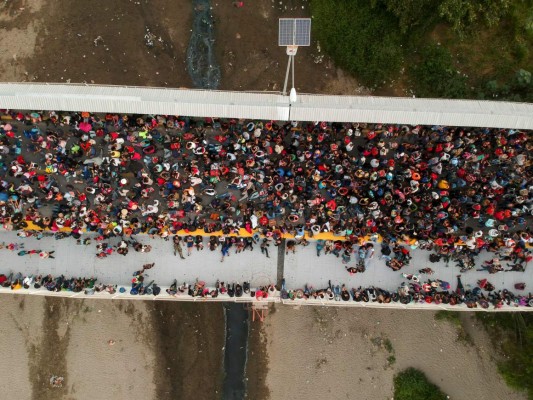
489, 229, 500, 237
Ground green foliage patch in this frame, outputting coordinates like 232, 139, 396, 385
408, 44, 468, 98
476, 313, 533, 399
310, 0, 533, 100
394, 368, 448, 400
310, 0, 405, 87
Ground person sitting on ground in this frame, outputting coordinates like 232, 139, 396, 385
39, 251, 55, 259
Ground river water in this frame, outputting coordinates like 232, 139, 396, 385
222, 303, 249, 399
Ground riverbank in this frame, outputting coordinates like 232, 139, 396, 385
0, 295, 224, 400
258, 304, 526, 400
1, 294, 528, 400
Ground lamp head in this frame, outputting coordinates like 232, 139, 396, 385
289, 87, 297, 102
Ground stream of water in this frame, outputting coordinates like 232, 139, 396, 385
222, 303, 249, 399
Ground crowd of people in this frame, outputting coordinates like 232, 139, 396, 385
0, 110, 529, 247
277, 278, 533, 309
0, 271, 112, 293
158, 273, 533, 309
0, 109, 531, 305
1, 265, 531, 308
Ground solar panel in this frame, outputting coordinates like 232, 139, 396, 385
279, 19, 295, 46
278, 18, 311, 46
295, 19, 311, 46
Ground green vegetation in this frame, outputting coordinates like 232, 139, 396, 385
408, 44, 468, 98
310, 0, 533, 100
437, 0, 512, 36
434, 311, 472, 345
435, 310, 461, 325
476, 313, 533, 399
394, 368, 448, 400
384, 338, 394, 353
310, 0, 405, 87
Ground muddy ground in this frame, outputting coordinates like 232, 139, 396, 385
0, 0, 366, 94
0, 0, 193, 87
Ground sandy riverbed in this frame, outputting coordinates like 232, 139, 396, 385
250, 305, 526, 400
0, 295, 225, 400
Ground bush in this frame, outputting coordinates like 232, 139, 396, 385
408, 44, 468, 98
378, 0, 441, 33
311, 0, 531, 99
394, 368, 448, 400
481, 69, 533, 101
310, 0, 405, 87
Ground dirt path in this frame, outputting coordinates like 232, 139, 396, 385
252, 305, 526, 400
0, 0, 44, 82
0, 294, 41, 400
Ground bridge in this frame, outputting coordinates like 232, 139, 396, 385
1, 231, 531, 311
0, 83, 532, 129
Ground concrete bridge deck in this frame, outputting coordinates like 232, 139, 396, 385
1, 231, 531, 311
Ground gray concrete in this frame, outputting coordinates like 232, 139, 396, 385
0, 231, 276, 287
1, 231, 531, 294
285, 243, 532, 293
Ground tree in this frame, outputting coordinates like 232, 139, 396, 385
438, 0, 512, 35
377, 0, 440, 33
408, 44, 468, 98
310, 0, 405, 87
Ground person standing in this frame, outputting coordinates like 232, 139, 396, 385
260, 239, 270, 258
235, 238, 245, 253
173, 235, 185, 259
286, 240, 296, 255
220, 240, 231, 262
186, 235, 194, 256
365, 243, 375, 259
243, 237, 255, 251
456, 275, 464, 296
316, 240, 324, 257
